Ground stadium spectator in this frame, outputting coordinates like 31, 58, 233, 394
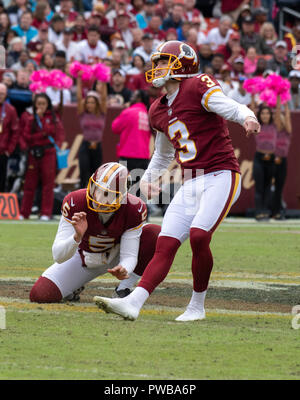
54, 49, 67, 70
252, 104, 279, 221
155, 0, 174, 20
109, 48, 123, 71
32, 1, 49, 29
136, 0, 156, 29
240, 15, 273, 55
11, 11, 38, 44
236, 3, 252, 30
132, 32, 155, 63
189, 17, 206, 46
77, 25, 108, 64
106, 0, 136, 29
58, 0, 78, 25
25, 59, 38, 74
253, 56, 268, 76
143, 15, 166, 42
2, 72, 16, 89
216, 31, 245, 63
162, 2, 185, 31
217, 64, 238, 95
227, 76, 251, 105
27, 21, 49, 57
88, 10, 108, 31
266, 40, 289, 77
205, 15, 233, 52
229, 56, 245, 81
40, 53, 55, 70
112, 40, 132, 68
0, 83, 19, 193
198, 44, 213, 73
184, 0, 207, 31
127, 54, 146, 75
19, 93, 65, 221
165, 27, 178, 41
107, 68, 132, 105
244, 46, 258, 76
10, 49, 31, 72
126, 59, 150, 92
177, 20, 192, 42
76, 71, 106, 189
48, 14, 65, 43
210, 53, 225, 79
252, 7, 268, 33
185, 27, 201, 54
288, 70, 300, 110
272, 96, 292, 220
71, 13, 87, 42
115, 10, 134, 50
56, 26, 79, 62
0, 12, 11, 46
221, 0, 249, 22
131, 0, 145, 16
112, 89, 151, 173
6, 37, 25, 68
259, 22, 278, 50
7, 0, 31, 26
131, 27, 144, 49
7, 69, 32, 117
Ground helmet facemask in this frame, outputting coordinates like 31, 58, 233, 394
145, 53, 182, 87
145, 41, 200, 87
86, 163, 131, 213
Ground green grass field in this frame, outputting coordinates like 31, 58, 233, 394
0, 218, 300, 380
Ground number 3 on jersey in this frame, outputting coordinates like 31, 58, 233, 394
168, 120, 197, 163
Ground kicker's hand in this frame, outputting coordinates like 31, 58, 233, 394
140, 180, 161, 200
107, 265, 129, 280
244, 116, 261, 137
71, 212, 88, 243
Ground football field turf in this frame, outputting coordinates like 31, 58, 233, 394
0, 217, 299, 380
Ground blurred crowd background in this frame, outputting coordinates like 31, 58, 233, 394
0, 0, 300, 221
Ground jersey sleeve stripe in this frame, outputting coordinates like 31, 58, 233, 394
201, 87, 222, 111
127, 222, 144, 231
63, 216, 73, 224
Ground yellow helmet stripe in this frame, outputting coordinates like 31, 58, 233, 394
102, 163, 121, 183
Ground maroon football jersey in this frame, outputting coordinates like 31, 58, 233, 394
61, 189, 147, 255
149, 74, 240, 176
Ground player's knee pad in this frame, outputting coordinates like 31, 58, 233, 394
190, 227, 212, 252
30, 276, 62, 303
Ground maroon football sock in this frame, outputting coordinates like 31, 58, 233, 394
134, 223, 161, 276
138, 235, 181, 294
30, 276, 62, 303
190, 227, 213, 292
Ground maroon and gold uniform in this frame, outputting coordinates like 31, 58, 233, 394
62, 189, 147, 261
149, 74, 240, 175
